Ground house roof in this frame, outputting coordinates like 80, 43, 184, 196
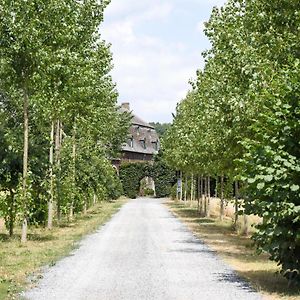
120, 103, 159, 155
119, 103, 154, 129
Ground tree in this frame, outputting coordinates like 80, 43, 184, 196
0, 92, 22, 236
162, 0, 300, 284
149, 122, 171, 138
0, 0, 129, 240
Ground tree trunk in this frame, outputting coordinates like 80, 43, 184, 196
184, 175, 187, 203
204, 176, 207, 216
69, 204, 74, 221
70, 121, 76, 220
93, 193, 97, 206
47, 121, 55, 229
200, 175, 204, 215
215, 176, 218, 198
180, 171, 183, 201
21, 83, 29, 244
206, 176, 211, 218
243, 213, 249, 236
190, 173, 194, 206
197, 175, 200, 212
8, 190, 15, 237
55, 120, 62, 222
233, 181, 239, 231
220, 175, 225, 221
176, 172, 179, 201
83, 201, 87, 215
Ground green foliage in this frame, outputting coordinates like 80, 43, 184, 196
107, 173, 123, 200
163, 0, 300, 284
119, 163, 147, 199
0, 1, 130, 238
152, 155, 176, 198
170, 183, 178, 200
143, 188, 155, 196
119, 154, 175, 199
149, 122, 171, 138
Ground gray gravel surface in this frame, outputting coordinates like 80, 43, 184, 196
23, 198, 262, 300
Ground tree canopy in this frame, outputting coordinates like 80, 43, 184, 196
0, 0, 129, 241
163, 0, 300, 284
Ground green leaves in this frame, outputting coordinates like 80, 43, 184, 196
0, 1, 129, 235
290, 185, 299, 192
163, 0, 300, 285
256, 182, 265, 190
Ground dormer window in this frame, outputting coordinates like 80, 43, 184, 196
140, 139, 146, 149
152, 141, 158, 151
127, 137, 133, 148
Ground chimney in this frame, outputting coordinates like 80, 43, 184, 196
121, 102, 130, 111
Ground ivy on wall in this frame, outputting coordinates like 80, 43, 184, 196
152, 156, 176, 198
119, 163, 148, 199
119, 156, 175, 199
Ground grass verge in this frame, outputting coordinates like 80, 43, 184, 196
166, 200, 300, 300
0, 198, 127, 300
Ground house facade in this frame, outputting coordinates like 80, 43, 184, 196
113, 102, 160, 169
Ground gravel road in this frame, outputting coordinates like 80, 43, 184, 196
23, 198, 261, 300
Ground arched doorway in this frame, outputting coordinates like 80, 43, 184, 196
139, 176, 156, 197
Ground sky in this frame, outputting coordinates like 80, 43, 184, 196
101, 0, 227, 123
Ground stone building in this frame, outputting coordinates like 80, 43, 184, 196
112, 103, 159, 195
117, 102, 160, 165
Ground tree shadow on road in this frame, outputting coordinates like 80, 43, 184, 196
168, 247, 215, 255
214, 272, 257, 293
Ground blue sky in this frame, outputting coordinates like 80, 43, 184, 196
101, 0, 227, 123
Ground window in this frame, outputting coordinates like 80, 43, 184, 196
127, 137, 133, 148
152, 141, 158, 150
140, 139, 146, 149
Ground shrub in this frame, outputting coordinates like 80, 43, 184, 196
119, 162, 147, 198
152, 158, 176, 198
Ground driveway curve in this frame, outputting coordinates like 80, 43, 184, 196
23, 198, 261, 300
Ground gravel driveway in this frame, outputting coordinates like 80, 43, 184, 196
23, 198, 261, 300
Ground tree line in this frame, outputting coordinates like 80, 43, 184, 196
163, 0, 299, 284
0, 1, 129, 242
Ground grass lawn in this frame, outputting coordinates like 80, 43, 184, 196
0, 198, 126, 300
166, 200, 300, 300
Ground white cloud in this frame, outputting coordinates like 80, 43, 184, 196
103, 20, 135, 44
101, 1, 214, 122
105, 0, 173, 21
132, 3, 173, 23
